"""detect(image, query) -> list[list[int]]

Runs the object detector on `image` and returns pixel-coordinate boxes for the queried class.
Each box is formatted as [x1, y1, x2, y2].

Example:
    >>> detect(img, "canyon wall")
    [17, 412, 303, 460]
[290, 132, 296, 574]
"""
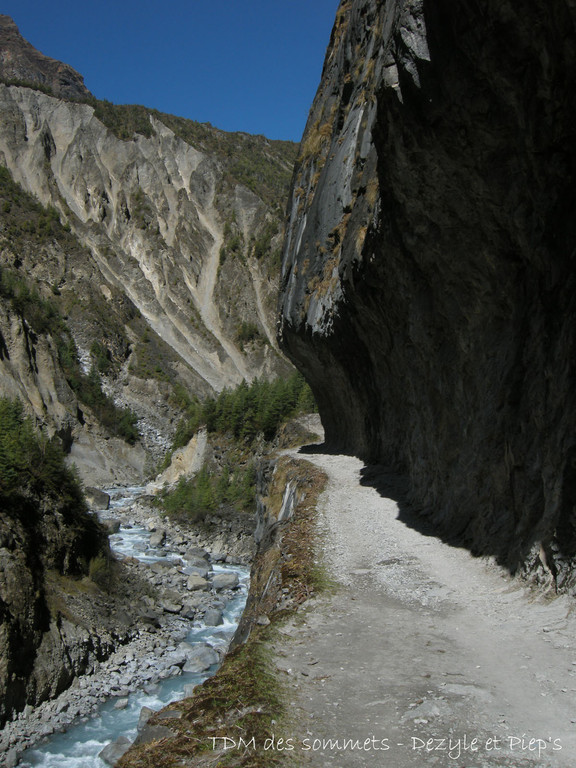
[278, 0, 576, 579]
[0, 16, 295, 483]
[0, 442, 111, 727]
[0, 83, 287, 393]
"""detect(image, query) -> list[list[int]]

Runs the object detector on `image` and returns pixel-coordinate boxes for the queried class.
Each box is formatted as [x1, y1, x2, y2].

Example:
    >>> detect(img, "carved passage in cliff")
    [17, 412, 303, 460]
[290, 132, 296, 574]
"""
[278, 0, 576, 583]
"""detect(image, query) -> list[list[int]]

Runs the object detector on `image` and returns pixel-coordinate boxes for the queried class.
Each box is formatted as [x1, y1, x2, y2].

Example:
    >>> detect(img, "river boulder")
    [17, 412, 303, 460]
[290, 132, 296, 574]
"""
[212, 573, 239, 591]
[203, 608, 224, 626]
[84, 487, 111, 511]
[187, 574, 209, 591]
[99, 735, 132, 765]
[182, 644, 219, 673]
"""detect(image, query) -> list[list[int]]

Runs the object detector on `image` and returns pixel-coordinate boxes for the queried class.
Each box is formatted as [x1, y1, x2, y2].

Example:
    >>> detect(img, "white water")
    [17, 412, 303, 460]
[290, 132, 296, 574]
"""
[18, 487, 249, 767]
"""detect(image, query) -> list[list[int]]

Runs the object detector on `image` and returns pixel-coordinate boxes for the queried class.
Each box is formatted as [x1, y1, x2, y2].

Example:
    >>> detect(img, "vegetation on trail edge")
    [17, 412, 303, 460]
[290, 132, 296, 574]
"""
[156, 373, 316, 522]
[118, 456, 329, 768]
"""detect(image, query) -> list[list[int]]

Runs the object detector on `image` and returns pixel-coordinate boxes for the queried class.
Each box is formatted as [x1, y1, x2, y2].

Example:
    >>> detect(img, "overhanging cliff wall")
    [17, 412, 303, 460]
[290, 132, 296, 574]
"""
[278, 0, 576, 578]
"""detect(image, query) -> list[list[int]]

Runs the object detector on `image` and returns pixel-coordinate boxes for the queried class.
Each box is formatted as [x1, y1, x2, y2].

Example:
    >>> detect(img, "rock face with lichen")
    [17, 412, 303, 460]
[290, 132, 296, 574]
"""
[278, 0, 576, 581]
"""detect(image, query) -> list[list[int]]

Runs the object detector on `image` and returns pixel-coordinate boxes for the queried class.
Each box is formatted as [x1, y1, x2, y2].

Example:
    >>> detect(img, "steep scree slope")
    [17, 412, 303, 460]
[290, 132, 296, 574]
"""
[278, 0, 576, 579]
[0, 83, 290, 391]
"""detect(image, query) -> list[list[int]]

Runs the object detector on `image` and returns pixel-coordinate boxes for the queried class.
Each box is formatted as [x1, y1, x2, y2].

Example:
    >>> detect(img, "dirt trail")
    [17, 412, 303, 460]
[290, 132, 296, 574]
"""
[274, 450, 576, 768]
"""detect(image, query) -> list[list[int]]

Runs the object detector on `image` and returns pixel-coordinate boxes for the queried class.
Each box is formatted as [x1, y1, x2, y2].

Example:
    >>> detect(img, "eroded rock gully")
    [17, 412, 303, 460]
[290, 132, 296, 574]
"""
[278, 0, 576, 579]
[0, 81, 285, 392]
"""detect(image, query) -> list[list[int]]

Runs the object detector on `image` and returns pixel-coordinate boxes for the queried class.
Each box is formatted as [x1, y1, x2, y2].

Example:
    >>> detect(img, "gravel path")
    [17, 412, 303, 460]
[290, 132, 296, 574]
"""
[274, 450, 576, 768]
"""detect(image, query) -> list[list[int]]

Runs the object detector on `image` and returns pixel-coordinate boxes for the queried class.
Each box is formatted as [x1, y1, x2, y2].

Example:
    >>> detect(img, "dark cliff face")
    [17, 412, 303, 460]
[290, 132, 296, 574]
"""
[0, 486, 107, 725]
[279, 0, 576, 577]
[0, 15, 91, 99]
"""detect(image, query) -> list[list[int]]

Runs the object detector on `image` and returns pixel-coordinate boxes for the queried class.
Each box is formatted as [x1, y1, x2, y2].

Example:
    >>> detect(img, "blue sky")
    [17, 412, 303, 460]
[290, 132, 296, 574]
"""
[2, 0, 340, 142]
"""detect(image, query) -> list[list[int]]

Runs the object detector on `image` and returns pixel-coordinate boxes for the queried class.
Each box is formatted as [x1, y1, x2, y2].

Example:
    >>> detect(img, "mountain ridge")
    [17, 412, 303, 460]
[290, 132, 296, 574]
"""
[0, 15, 91, 99]
[0, 19, 296, 485]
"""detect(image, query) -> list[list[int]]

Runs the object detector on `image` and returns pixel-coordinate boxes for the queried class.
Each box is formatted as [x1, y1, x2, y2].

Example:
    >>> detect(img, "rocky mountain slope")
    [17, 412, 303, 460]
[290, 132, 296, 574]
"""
[278, 0, 576, 580]
[0, 16, 295, 484]
[0, 15, 90, 99]
[0, 13, 303, 744]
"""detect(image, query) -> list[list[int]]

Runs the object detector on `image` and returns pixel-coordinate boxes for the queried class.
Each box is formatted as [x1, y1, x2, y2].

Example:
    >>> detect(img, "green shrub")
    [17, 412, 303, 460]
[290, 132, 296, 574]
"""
[253, 220, 279, 261]
[128, 324, 178, 385]
[0, 398, 83, 506]
[0, 77, 55, 96]
[236, 321, 262, 345]
[88, 553, 116, 591]
[158, 463, 256, 521]
[218, 219, 246, 270]
[0, 165, 74, 247]
[170, 372, 316, 449]
[90, 340, 112, 374]
[76, 366, 139, 443]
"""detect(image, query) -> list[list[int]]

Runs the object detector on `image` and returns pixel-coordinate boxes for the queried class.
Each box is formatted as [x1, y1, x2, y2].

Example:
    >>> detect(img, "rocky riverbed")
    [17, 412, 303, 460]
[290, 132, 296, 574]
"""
[0, 488, 253, 766]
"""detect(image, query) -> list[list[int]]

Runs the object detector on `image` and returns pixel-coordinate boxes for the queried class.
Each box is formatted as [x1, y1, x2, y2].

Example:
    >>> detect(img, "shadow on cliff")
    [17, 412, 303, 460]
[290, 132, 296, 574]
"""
[359, 464, 533, 571]
[299, 443, 502, 560]
[358, 464, 448, 541]
[299, 443, 437, 536]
